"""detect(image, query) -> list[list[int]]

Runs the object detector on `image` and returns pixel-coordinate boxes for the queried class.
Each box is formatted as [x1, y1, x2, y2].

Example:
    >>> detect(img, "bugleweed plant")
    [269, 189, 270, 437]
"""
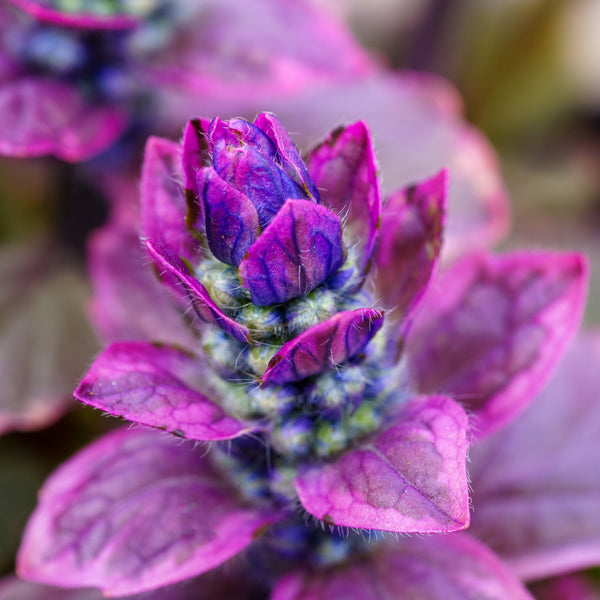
[17, 114, 587, 599]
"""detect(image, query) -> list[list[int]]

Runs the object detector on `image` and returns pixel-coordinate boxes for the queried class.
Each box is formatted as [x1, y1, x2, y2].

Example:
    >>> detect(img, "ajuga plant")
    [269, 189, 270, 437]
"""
[17, 114, 587, 599]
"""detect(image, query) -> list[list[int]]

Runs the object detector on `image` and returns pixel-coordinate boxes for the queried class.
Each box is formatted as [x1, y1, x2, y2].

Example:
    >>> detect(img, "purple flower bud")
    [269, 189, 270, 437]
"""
[187, 114, 346, 305]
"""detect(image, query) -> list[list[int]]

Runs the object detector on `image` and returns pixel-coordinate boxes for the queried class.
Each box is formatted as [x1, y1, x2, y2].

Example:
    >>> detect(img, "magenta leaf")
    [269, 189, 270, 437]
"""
[145, 241, 250, 343]
[469, 331, 600, 581]
[443, 125, 511, 260]
[372, 169, 447, 321]
[196, 167, 260, 266]
[143, 0, 370, 103]
[262, 309, 383, 386]
[18, 428, 279, 596]
[88, 215, 195, 348]
[4, 0, 139, 29]
[239, 199, 345, 305]
[306, 121, 381, 284]
[407, 251, 588, 438]
[0, 78, 126, 161]
[295, 395, 470, 533]
[181, 117, 210, 202]
[74, 342, 254, 441]
[141, 136, 201, 265]
[259, 71, 510, 255]
[0, 239, 98, 435]
[272, 534, 533, 600]
[253, 112, 320, 200]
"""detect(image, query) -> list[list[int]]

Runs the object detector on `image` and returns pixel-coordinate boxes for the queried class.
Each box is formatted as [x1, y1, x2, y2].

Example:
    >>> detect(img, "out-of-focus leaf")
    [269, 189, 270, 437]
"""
[0, 239, 98, 435]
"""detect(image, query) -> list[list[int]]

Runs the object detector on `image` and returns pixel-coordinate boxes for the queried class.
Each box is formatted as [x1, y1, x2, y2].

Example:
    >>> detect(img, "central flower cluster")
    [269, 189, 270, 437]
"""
[20, 111, 586, 598]
[184, 115, 394, 486]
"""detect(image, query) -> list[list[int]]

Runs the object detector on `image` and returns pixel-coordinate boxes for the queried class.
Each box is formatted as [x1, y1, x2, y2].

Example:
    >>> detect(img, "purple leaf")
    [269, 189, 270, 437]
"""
[141, 136, 201, 264]
[262, 308, 383, 386]
[88, 214, 195, 348]
[196, 167, 260, 266]
[181, 117, 210, 203]
[469, 331, 600, 580]
[407, 251, 588, 438]
[295, 395, 470, 533]
[18, 428, 279, 596]
[252, 71, 510, 257]
[75, 342, 254, 441]
[146, 241, 250, 343]
[239, 199, 345, 306]
[212, 139, 304, 229]
[306, 121, 381, 284]
[1, 568, 263, 600]
[443, 125, 511, 260]
[254, 112, 320, 200]
[143, 0, 371, 105]
[372, 169, 447, 322]
[272, 534, 534, 600]
[3, 0, 139, 29]
[0, 78, 126, 161]
[0, 239, 98, 435]
[0, 576, 103, 600]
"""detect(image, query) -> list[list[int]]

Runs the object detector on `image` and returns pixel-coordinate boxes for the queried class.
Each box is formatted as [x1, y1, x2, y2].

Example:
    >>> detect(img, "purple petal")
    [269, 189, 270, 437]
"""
[212, 140, 304, 229]
[0, 239, 98, 435]
[372, 169, 447, 321]
[0, 78, 126, 161]
[254, 112, 320, 200]
[469, 331, 600, 580]
[272, 534, 533, 600]
[239, 199, 345, 306]
[295, 395, 470, 533]
[407, 251, 588, 438]
[306, 121, 381, 284]
[4, 0, 139, 29]
[262, 308, 383, 386]
[146, 241, 250, 343]
[88, 214, 196, 348]
[181, 118, 210, 204]
[18, 428, 278, 596]
[196, 167, 260, 266]
[141, 136, 201, 264]
[74, 342, 254, 441]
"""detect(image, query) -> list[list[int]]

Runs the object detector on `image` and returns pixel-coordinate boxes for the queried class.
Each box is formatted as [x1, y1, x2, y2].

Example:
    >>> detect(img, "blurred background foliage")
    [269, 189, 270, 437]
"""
[2, 0, 600, 592]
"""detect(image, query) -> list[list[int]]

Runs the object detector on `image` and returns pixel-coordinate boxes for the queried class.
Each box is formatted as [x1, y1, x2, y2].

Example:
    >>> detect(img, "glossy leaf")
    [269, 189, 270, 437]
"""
[196, 167, 259, 266]
[373, 169, 447, 321]
[272, 534, 533, 600]
[0, 78, 126, 161]
[145, 241, 250, 343]
[306, 121, 380, 284]
[295, 395, 470, 533]
[239, 199, 345, 305]
[407, 252, 588, 438]
[0, 240, 98, 435]
[262, 308, 383, 386]
[141, 136, 201, 264]
[469, 331, 600, 580]
[74, 342, 255, 440]
[18, 428, 278, 596]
